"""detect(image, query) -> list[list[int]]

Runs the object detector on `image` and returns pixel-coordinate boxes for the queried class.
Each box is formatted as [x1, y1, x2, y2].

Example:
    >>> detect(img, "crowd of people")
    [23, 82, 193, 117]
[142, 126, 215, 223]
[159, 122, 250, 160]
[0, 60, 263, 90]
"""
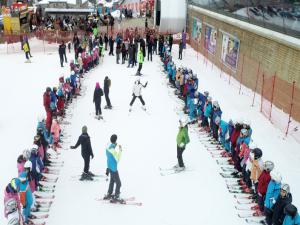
[159, 41, 300, 225]
[4, 25, 105, 224]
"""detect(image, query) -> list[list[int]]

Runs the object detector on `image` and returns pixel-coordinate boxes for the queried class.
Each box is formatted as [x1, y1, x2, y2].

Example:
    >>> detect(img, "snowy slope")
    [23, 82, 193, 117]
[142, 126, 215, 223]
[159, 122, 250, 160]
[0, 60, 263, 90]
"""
[1, 40, 300, 225]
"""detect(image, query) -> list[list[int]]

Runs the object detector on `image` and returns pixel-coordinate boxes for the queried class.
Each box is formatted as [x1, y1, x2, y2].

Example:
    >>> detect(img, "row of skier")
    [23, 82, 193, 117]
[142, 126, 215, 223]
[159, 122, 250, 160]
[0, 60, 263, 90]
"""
[159, 42, 300, 225]
[3, 34, 106, 224]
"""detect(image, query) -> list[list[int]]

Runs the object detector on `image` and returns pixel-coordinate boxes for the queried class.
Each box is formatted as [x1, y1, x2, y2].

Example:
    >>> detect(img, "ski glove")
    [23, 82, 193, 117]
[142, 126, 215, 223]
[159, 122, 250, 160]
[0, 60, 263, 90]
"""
[179, 143, 185, 148]
[105, 168, 109, 176]
[91, 154, 94, 159]
[70, 146, 75, 149]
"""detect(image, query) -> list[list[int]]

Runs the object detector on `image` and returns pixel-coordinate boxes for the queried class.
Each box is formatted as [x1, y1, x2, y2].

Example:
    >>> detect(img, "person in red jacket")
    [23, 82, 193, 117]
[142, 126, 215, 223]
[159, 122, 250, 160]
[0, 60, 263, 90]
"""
[43, 87, 51, 113]
[257, 161, 274, 211]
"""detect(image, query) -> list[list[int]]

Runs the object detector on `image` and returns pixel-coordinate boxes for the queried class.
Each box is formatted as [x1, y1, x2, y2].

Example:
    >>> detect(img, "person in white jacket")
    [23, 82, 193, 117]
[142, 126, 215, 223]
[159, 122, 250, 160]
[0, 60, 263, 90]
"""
[129, 78, 148, 112]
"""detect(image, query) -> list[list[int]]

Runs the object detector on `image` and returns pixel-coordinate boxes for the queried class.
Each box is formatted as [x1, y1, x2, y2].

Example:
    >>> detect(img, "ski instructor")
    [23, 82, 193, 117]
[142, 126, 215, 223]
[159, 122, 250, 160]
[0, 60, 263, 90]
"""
[175, 118, 190, 171]
[70, 125, 95, 181]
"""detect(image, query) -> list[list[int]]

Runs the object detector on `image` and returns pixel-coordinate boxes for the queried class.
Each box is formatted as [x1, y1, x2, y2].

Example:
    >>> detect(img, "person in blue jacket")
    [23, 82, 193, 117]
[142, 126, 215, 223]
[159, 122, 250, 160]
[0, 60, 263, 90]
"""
[219, 119, 230, 151]
[283, 204, 300, 225]
[264, 170, 282, 225]
[104, 134, 123, 201]
[197, 91, 209, 119]
[211, 101, 222, 140]
[19, 162, 33, 224]
[70, 71, 77, 96]
[50, 87, 57, 106]
[201, 96, 212, 130]
[29, 145, 44, 188]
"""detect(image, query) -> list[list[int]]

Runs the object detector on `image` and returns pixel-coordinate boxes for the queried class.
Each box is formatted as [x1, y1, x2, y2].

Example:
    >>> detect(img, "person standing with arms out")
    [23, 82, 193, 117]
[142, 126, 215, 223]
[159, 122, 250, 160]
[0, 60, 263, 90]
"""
[70, 126, 95, 181]
[175, 118, 190, 171]
[136, 47, 144, 76]
[93, 82, 104, 120]
[59, 41, 67, 67]
[104, 134, 123, 202]
[178, 39, 183, 60]
[129, 78, 148, 112]
[104, 76, 112, 109]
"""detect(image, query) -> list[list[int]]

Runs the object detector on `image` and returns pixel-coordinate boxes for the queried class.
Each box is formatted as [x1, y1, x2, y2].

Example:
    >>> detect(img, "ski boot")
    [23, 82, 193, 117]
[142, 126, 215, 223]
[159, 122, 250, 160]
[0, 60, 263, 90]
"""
[80, 172, 93, 181]
[87, 171, 95, 177]
[110, 195, 125, 204]
[175, 166, 185, 172]
[103, 193, 114, 200]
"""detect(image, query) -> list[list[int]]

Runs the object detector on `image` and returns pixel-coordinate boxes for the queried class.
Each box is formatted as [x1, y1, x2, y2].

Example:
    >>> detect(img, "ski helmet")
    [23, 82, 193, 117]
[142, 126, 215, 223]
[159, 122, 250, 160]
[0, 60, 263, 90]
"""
[253, 148, 263, 159]
[240, 128, 248, 136]
[213, 101, 219, 109]
[270, 170, 282, 183]
[264, 161, 274, 171]
[22, 149, 31, 160]
[215, 116, 221, 125]
[281, 183, 290, 194]
[71, 70, 75, 75]
[46, 87, 51, 92]
[82, 125, 88, 134]
[193, 98, 198, 105]
[207, 96, 212, 102]
[204, 91, 209, 97]
[24, 161, 32, 171]
[31, 144, 39, 154]
[5, 198, 17, 214]
[34, 135, 40, 142]
[110, 134, 118, 144]
[179, 117, 188, 127]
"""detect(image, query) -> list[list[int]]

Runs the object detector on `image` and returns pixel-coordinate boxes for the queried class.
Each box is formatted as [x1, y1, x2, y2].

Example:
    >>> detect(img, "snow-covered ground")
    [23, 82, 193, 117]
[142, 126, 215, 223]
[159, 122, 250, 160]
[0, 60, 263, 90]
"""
[1, 40, 300, 225]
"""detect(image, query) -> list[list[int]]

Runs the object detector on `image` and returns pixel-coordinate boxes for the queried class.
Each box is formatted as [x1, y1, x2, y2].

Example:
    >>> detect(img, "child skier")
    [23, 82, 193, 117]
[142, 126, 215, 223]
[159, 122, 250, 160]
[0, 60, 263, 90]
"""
[104, 134, 123, 201]
[129, 78, 148, 112]
[93, 82, 104, 120]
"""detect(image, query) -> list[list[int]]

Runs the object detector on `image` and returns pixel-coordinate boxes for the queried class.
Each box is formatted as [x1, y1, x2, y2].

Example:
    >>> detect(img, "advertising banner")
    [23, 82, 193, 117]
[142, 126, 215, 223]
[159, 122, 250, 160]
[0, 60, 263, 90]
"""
[204, 24, 217, 55]
[221, 32, 240, 70]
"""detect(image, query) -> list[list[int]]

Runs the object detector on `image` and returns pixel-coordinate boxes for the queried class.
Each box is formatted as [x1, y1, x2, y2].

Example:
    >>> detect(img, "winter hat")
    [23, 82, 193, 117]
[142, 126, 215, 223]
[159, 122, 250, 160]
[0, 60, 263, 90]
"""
[96, 82, 100, 89]
[82, 125, 88, 133]
[110, 134, 117, 144]
[253, 148, 263, 159]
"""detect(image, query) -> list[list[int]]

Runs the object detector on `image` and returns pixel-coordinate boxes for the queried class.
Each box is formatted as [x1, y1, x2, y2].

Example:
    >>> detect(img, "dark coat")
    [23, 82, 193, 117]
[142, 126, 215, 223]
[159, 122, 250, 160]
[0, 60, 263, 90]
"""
[58, 44, 66, 55]
[93, 88, 103, 103]
[104, 77, 111, 93]
[73, 133, 93, 158]
[272, 193, 293, 225]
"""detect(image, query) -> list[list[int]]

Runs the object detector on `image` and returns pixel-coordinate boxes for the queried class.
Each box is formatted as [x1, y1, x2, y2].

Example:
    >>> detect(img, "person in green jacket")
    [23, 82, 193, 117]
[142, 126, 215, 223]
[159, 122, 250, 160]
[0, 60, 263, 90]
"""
[136, 47, 144, 76]
[175, 117, 190, 171]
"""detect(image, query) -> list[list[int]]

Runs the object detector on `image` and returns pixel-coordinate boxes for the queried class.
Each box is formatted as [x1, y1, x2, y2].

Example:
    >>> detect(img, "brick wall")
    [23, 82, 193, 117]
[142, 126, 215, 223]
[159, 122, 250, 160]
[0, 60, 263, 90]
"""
[187, 7, 300, 122]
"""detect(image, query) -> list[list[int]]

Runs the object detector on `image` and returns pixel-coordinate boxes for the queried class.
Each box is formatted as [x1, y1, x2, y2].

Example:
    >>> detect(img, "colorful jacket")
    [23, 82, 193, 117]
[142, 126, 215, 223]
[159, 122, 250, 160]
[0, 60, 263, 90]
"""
[257, 170, 271, 196]
[176, 126, 190, 147]
[137, 49, 144, 64]
[264, 180, 281, 209]
[204, 102, 212, 118]
[51, 119, 60, 141]
[283, 213, 300, 225]
[106, 143, 121, 172]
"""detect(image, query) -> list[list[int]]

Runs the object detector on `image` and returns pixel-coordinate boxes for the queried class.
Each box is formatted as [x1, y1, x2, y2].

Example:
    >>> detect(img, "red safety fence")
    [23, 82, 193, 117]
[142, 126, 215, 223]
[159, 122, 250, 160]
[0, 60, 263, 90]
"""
[189, 33, 300, 142]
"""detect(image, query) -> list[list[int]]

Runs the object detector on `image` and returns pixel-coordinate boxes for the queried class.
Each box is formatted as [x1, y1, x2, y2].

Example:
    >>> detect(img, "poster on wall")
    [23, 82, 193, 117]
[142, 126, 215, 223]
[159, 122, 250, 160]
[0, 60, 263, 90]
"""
[221, 32, 240, 70]
[204, 24, 217, 55]
[192, 17, 202, 44]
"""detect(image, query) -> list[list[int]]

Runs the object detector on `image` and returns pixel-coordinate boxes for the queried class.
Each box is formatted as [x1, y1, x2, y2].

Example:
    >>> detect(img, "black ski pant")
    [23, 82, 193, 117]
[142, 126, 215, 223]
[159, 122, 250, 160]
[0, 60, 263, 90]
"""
[105, 92, 112, 107]
[137, 63, 143, 74]
[177, 145, 185, 167]
[130, 95, 145, 106]
[59, 54, 64, 67]
[179, 51, 182, 60]
[25, 52, 29, 60]
[264, 207, 273, 225]
[83, 155, 90, 173]
[95, 101, 102, 115]
[108, 170, 121, 197]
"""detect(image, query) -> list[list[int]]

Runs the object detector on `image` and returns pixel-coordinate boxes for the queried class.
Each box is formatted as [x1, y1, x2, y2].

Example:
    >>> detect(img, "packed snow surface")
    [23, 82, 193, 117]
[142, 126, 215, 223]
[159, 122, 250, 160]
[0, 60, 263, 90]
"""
[0, 39, 300, 225]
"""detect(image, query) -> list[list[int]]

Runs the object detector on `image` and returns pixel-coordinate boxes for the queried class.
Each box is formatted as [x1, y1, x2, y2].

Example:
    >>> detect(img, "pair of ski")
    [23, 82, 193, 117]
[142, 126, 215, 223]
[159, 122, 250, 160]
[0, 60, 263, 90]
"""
[159, 166, 192, 176]
[96, 196, 142, 206]
[71, 174, 108, 182]
[27, 213, 49, 225]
